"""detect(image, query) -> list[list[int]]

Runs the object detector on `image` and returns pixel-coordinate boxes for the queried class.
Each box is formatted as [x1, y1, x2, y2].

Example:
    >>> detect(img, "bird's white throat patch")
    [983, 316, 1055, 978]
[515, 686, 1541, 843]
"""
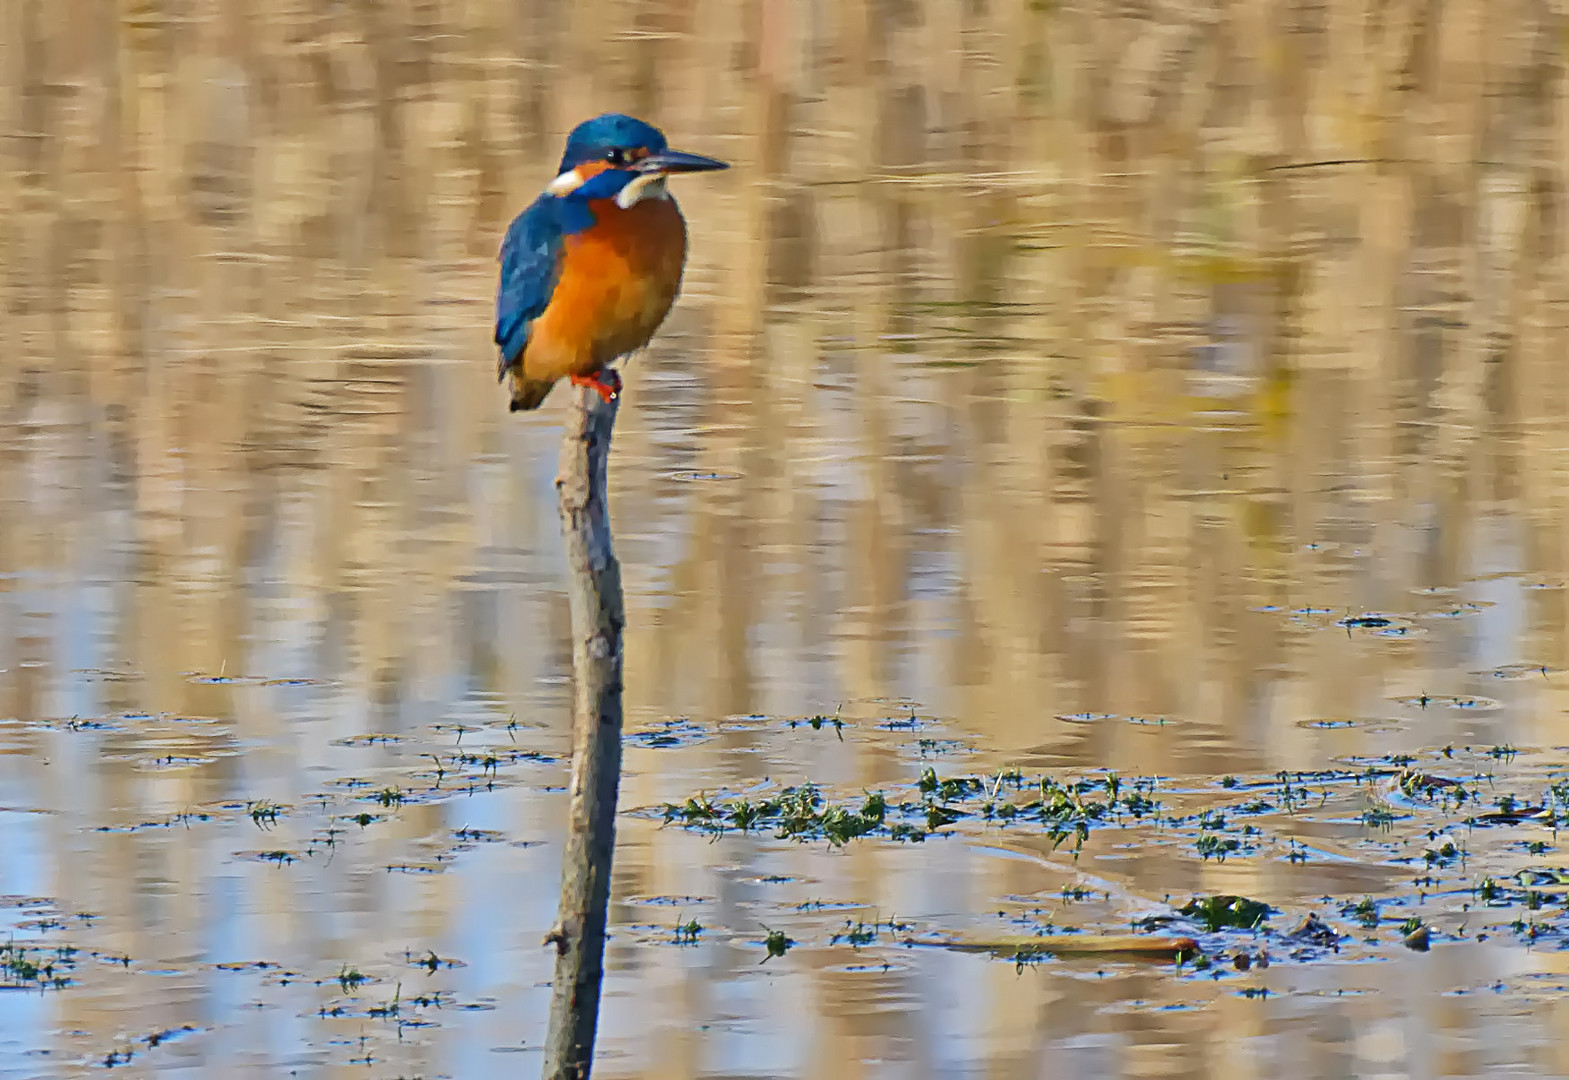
[614, 173, 669, 209]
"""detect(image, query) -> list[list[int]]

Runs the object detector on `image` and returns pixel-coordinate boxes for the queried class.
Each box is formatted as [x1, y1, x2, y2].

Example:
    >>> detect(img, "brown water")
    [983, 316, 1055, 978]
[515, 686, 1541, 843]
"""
[5, 1, 1569, 1076]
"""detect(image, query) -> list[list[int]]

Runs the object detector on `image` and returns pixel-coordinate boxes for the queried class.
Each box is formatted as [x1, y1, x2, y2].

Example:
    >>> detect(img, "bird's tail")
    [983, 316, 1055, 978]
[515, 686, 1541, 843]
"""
[499, 349, 555, 412]
[508, 371, 556, 412]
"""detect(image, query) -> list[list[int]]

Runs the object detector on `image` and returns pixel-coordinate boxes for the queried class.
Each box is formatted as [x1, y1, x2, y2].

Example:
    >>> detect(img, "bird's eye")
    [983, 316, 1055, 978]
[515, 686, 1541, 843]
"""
[606, 148, 628, 166]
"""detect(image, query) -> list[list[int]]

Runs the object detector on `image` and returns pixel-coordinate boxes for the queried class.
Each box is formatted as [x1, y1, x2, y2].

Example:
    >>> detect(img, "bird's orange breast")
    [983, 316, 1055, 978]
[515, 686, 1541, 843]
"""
[523, 196, 689, 383]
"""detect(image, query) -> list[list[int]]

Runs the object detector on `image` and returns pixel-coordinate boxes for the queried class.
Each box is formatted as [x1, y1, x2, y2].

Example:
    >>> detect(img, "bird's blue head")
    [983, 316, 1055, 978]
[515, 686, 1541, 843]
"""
[558, 114, 669, 172]
[546, 114, 728, 208]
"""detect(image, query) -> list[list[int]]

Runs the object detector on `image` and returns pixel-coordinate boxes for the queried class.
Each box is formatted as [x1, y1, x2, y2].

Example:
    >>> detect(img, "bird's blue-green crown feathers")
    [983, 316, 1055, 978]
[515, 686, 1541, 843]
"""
[558, 114, 668, 171]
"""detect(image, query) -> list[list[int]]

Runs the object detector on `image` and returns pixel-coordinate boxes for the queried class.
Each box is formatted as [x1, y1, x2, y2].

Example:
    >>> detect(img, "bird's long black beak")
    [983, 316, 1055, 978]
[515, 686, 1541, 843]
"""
[635, 149, 729, 175]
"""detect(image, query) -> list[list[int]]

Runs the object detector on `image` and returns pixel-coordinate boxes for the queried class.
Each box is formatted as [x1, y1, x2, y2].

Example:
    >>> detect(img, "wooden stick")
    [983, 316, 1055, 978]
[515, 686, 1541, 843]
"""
[541, 386, 625, 1080]
[904, 934, 1201, 963]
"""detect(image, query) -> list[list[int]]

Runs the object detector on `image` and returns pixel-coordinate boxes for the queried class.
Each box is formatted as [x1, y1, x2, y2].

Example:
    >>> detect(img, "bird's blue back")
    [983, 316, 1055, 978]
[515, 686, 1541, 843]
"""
[494, 163, 639, 373]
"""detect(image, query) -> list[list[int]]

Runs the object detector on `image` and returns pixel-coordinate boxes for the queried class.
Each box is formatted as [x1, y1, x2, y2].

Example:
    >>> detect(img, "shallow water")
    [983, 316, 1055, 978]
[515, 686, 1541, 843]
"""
[4, 1, 1569, 1076]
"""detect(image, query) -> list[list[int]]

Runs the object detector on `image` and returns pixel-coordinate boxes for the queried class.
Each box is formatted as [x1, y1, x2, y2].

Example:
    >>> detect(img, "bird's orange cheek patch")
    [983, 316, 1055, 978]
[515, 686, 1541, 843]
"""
[547, 160, 614, 195]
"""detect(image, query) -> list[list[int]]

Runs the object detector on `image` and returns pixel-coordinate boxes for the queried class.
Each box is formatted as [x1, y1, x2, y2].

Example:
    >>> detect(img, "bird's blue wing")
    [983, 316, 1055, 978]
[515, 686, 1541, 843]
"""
[495, 195, 567, 378]
[494, 172, 638, 379]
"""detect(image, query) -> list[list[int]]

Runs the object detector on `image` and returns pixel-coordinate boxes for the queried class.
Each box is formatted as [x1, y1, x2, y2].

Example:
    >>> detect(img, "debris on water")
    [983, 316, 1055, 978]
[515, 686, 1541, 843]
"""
[1471, 804, 1549, 826]
[0, 940, 76, 990]
[908, 933, 1200, 964]
[1516, 868, 1569, 887]
[1180, 895, 1272, 933]
[788, 709, 845, 739]
[235, 850, 303, 866]
[1475, 663, 1559, 681]
[761, 929, 793, 963]
[1344, 897, 1380, 927]
[629, 717, 710, 748]
[830, 916, 911, 948]
[1285, 913, 1341, 948]
[1338, 614, 1393, 629]
[1392, 694, 1503, 713]
[1424, 835, 1464, 866]
[332, 733, 404, 747]
[1394, 768, 1462, 795]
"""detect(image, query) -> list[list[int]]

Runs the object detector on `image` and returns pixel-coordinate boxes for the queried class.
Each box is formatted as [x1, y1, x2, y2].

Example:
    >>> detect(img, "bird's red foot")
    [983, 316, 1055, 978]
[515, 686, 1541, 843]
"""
[570, 369, 622, 403]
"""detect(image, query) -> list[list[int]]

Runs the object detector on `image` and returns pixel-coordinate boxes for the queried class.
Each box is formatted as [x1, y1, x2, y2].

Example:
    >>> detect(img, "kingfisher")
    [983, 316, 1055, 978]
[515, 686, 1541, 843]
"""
[494, 114, 728, 412]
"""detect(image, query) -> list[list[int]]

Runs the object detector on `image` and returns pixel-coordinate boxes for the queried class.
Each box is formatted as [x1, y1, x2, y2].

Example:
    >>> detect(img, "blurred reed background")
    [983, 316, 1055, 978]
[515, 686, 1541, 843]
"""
[5, 0, 1569, 736]
[3, 0, 1569, 1076]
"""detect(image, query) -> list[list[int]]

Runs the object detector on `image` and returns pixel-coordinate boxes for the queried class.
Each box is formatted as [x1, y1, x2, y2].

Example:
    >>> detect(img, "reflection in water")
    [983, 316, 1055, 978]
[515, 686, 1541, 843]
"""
[3, 0, 1569, 1076]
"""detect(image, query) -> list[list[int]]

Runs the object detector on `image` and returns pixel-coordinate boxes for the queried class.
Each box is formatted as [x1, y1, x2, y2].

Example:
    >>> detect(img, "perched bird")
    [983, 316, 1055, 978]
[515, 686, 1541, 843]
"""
[494, 114, 728, 411]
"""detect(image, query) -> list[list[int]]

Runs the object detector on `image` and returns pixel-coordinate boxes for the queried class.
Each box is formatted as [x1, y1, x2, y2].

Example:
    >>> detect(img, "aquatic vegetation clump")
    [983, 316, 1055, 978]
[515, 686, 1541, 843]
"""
[0, 940, 76, 990]
[659, 769, 1167, 850]
[661, 784, 903, 846]
[1179, 895, 1272, 933]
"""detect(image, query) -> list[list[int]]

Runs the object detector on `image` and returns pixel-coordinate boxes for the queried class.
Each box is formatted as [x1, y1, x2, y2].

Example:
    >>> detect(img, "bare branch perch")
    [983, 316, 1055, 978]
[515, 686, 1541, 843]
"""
[542, 386, 625, 1080]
